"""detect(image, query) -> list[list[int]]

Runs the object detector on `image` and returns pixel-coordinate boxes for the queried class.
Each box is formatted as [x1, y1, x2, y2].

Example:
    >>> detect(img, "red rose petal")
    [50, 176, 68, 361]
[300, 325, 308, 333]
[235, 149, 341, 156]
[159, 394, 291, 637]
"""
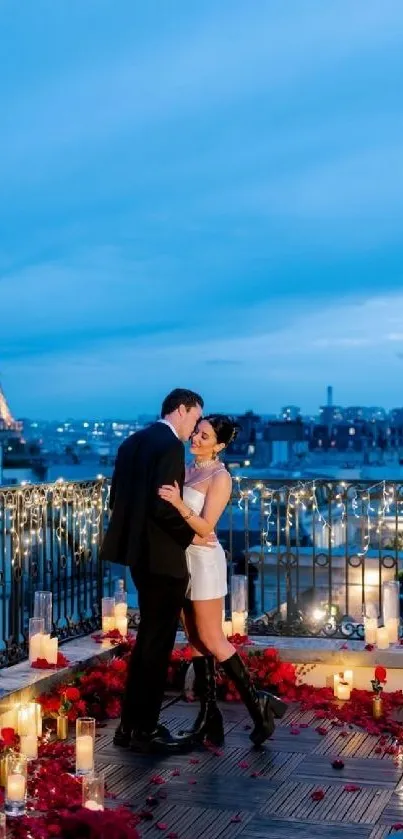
[311, 790, 325, 801]
[230, 815, 242, 823]
[343, 784, 361, 792]
[156, 823, 168, 830]
[238, 761, 249, 769]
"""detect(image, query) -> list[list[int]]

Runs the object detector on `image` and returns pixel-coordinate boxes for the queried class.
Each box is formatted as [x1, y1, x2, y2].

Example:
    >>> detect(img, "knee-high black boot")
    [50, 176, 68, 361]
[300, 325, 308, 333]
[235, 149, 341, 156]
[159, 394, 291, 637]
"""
[182, 656, 224, 746]
[221, 653, 286, 746]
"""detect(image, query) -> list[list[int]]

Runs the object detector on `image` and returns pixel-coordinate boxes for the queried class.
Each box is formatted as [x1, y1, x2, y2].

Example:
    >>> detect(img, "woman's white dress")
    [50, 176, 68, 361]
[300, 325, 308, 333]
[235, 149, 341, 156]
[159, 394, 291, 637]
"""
[184, 484, 228, 601]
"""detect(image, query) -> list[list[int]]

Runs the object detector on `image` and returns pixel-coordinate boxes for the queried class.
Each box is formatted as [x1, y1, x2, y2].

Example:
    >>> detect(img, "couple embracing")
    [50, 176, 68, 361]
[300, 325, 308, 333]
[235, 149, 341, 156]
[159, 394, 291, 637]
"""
[100, 388, 286, 755]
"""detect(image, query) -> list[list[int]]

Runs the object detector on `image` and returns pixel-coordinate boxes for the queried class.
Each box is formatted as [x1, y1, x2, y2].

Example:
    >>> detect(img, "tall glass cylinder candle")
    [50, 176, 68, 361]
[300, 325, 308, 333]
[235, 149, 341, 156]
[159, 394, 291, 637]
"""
[102, 597, 116, 632]
[231, 575, 248, 635]
[383, 580, 400, 642]
[29, 617, 44, 664]
[20, 734, 38, 760]
[34, 591, 53, 634]
[76, 718, 95, 775]
[5, 753, 27, 818]
[83, 771, 105, 811]
[114, 580, 127, 618]
[364, 617, 378, 644]
[0, 812, 6, 839]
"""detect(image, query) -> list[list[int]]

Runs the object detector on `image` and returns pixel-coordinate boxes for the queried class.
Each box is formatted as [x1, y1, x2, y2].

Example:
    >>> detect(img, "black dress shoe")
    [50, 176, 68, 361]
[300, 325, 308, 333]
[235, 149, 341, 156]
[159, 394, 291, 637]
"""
[130, 724, 194, 755]
[113, 722, 132, 748]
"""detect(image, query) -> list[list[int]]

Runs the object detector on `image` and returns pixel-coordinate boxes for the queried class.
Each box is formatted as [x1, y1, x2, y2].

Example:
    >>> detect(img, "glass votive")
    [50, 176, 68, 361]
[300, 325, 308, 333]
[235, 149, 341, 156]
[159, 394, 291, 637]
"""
[114, 579, 127, 618]
[115, 616, 128, 637]
[29, 617, 44, 664]
[5, 753, 27, 817]
[0, 812, 6, 838]
[101, 597, 116, 632]
[82, 771, 105, 811]
[76, 718, 95, 775]
[20, 733, 38, 760]
[33, 591, 53, 634]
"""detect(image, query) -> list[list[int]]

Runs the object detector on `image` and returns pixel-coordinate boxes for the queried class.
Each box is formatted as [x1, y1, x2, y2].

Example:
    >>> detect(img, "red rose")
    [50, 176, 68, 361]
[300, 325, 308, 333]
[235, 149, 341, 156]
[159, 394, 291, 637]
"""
[374, 666, 387, 683]
[65, 687, 80, 702]
[1, 727, 15, 746]
[110, 658, 127, 673]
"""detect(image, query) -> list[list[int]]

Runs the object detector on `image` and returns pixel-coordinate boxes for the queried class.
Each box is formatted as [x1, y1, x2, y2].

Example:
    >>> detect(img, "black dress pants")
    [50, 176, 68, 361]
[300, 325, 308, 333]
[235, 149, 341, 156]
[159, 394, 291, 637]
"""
[121, 571, 188, 733]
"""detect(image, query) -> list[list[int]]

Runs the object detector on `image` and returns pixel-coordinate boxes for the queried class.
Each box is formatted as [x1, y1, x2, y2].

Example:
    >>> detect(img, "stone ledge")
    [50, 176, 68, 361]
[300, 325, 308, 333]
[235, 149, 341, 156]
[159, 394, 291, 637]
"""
[0, 636, 123, 724]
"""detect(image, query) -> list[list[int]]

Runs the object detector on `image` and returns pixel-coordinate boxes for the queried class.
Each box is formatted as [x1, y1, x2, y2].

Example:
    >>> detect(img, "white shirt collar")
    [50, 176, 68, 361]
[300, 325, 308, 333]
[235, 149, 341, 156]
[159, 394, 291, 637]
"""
[158, 418, 179, 439]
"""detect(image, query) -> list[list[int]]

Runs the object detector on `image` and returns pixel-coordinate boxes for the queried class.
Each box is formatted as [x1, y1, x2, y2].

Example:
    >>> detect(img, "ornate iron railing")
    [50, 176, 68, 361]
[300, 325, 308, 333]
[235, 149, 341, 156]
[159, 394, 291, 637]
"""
[0, 479, 113, 666]
[221, 478, 403, 638]
[1, 476, 402, 662]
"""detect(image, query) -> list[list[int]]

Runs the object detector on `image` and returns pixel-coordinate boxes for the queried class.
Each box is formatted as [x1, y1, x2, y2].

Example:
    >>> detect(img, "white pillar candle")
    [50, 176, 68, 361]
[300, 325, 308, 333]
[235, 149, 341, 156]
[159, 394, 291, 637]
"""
[386, 617, 399, 644]
[377, 626, 389, 650]
[76, 735, 94, 772]
[114, 602, 127, 618]
[29, 633, 43, 664]
[18, 704, 37, 737]
[102, 616, 115, 632]
[343, 670, 353, 688]
[364, 617, 378, 644]
[40, 634, 51, 659]
[20, 735, 38, 760]
[84, 800, 104, 811]
[7, 773, 26, 801]
[223, 620, 233, 638]
[115, 616, 128, 637]
[333, 674, 341, 697]
[336, 682, 351, 701]
[231, 611, 246, 635]
[47, 638, 58, 665]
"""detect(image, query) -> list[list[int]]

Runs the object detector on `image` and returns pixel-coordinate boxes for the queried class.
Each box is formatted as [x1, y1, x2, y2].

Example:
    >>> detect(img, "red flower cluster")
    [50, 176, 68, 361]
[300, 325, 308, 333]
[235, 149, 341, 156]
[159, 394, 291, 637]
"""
[39, 655, 128, 721]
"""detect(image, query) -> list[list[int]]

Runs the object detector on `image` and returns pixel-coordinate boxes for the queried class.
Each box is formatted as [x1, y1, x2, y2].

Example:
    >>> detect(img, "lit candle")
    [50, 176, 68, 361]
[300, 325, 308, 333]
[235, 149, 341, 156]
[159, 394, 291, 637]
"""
[115, 616, 128, 637]
[18, 704, 37, 737]
[386, 617, 399, 644]
[20, 735, 38, 760]
[376, 626, 389, 650]
[40, 634, 51, 660]
[102, 616, 115, 632]
[114, 602, 127, 618]
[364, 617, 378, 644]
[231, 611, 246, 635]
[76, 735, 94, 773]
[84, 800, 104, 811]
[336, 682, 351, 701]
[333, 673, 342, 697]
[223, 620, 233, 638]
[29, 633, 43, 664]
[6, 773, 26, 802]
[343, 670, 353, 688]
[47, 637, 58, 665]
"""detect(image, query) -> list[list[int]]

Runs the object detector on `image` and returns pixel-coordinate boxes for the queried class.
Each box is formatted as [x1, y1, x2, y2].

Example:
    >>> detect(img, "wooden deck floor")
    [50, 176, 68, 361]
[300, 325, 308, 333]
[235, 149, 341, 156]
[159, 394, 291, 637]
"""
[95, 700, 403, 839]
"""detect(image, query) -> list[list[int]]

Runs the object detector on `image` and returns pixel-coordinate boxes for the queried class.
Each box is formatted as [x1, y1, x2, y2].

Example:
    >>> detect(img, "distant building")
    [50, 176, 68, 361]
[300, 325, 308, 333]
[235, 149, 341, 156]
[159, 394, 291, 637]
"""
[281, 405, 301, 422]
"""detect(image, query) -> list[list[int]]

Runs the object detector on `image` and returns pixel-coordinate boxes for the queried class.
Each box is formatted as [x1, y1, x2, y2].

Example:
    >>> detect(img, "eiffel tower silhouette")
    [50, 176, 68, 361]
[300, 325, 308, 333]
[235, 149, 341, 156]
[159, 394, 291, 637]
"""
[0, 380, 20, 431]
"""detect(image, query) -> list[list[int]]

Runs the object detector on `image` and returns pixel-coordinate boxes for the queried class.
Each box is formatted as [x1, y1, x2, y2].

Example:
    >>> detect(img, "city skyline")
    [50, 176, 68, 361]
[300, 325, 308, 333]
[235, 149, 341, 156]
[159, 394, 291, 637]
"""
[1, 1, 403, 417]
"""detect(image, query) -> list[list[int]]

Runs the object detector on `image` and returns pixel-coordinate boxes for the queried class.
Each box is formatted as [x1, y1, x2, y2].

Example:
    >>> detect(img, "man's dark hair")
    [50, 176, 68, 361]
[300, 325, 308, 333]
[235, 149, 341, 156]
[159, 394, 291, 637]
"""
[161, 388, 204, 418]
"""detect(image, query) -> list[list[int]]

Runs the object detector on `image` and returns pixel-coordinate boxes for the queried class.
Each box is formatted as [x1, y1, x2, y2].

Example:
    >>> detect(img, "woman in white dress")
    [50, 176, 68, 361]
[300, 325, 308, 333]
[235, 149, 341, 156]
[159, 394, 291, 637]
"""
[158, 415, 286, 748]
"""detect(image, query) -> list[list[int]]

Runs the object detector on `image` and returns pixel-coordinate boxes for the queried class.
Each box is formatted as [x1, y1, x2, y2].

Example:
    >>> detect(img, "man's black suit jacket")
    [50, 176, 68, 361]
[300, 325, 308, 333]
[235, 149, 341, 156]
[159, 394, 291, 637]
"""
[100, 422, 194, 579]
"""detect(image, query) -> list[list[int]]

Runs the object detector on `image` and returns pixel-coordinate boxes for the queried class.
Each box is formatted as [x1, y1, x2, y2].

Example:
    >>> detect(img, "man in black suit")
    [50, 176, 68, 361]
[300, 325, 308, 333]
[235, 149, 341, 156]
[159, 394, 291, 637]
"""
[100, 388, 212, 754]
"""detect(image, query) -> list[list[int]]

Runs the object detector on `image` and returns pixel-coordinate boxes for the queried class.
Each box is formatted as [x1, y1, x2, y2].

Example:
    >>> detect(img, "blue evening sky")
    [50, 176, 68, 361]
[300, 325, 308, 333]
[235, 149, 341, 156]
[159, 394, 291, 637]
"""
[1, 0, 403, 418]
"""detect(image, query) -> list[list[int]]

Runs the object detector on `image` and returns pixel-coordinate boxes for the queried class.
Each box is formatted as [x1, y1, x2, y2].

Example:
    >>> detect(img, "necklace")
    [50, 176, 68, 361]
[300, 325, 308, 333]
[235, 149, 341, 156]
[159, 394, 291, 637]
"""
[194, 458, 217, 469]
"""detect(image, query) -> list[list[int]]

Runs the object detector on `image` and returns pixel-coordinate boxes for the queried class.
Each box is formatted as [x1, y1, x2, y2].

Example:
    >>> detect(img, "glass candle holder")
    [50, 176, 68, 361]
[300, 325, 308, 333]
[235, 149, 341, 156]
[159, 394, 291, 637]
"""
[101, 597, 116, 632]
[231, 574, 248, 636]
[0, 812, 6, 838]
[33, 591, 53, 634]
[17, 704, 37, 737]
[383, 580, 400, 643]
[114, 579, 128, 618]
[115, 616, 128, 637]
[20, 733, 38, 761]
[5, 753, 27, 818]
[29, 617, 44, 664]
[76, 718, 95, 775]
[82, 771, 105, 811]
[57, 714, 68, 740]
